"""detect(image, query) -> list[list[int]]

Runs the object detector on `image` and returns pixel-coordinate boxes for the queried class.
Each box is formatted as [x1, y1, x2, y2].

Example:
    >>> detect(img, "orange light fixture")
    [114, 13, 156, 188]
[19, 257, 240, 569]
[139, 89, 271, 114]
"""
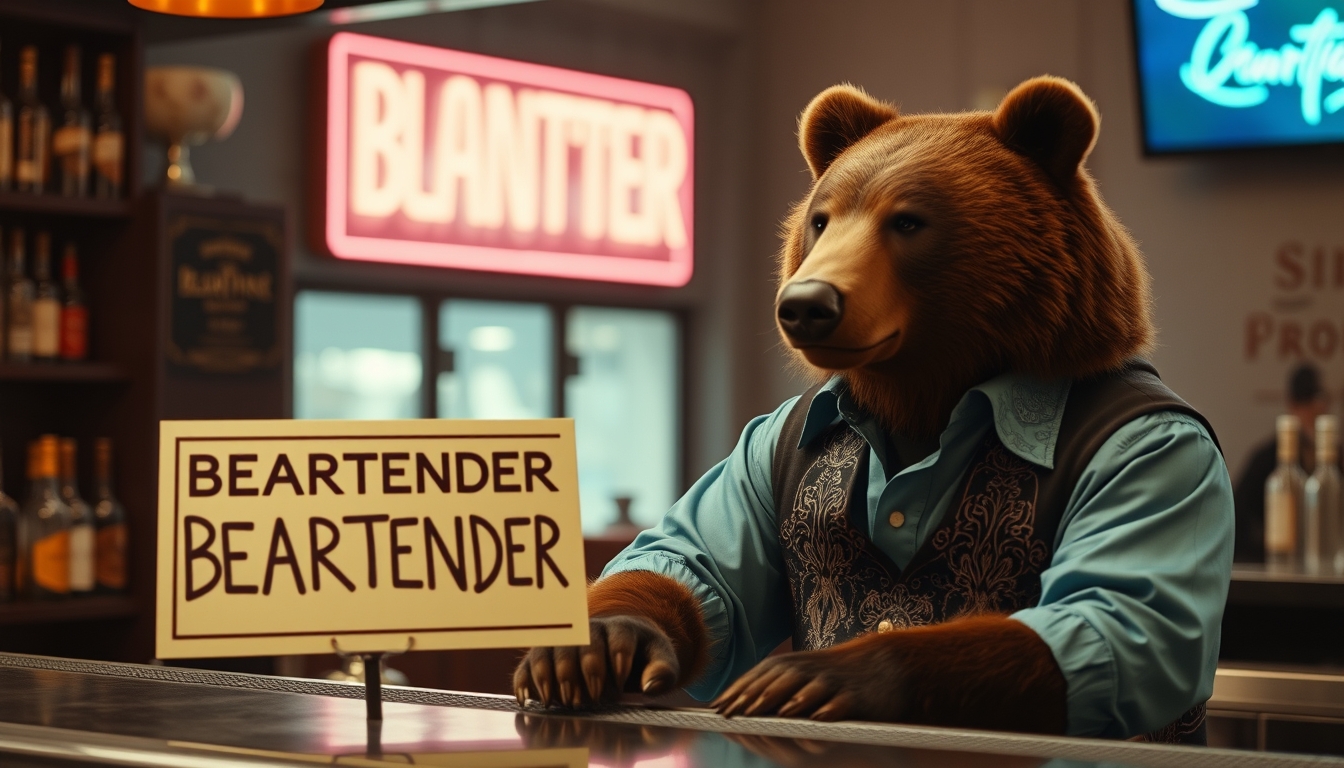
[128, 0, 323, 18]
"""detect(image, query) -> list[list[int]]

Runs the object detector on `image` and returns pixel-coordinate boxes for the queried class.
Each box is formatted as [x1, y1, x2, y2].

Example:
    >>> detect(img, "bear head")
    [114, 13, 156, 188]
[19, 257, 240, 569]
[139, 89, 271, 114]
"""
[775, 76, 1154, 439]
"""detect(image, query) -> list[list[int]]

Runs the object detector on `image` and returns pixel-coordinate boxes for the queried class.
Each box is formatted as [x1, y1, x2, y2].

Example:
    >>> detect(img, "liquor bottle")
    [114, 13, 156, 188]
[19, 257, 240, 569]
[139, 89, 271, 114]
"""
[0, 226, 7, 360]
[1306, 415, 1343, 574]
[1266, 415, 1308, 569]
[92, 438, 127, 594]
[92, 54, 123, 201]
[0, 442, 18, 603]
[60, 243, 88, 361]
[32, 231, 61, 362]
[7, 228, 34, 362]
[53, 46, 92, 198]
[0, 43, 13, 191]
[60, 438, 94, 596]
[15, 46, 51, 194]
[22, 435, 71, 600]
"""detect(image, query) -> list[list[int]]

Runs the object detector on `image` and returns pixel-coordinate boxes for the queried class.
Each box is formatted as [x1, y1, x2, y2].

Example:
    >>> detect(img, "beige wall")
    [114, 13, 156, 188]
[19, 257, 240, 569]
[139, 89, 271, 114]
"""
[148, 0, 1344, 486]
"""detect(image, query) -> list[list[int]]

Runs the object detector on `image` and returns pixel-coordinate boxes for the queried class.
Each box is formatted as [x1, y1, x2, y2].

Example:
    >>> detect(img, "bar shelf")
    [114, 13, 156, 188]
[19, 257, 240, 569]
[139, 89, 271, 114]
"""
[0, 362, 128, 384]
[0, 596, 138, 626]
[0, 192, 132, 220]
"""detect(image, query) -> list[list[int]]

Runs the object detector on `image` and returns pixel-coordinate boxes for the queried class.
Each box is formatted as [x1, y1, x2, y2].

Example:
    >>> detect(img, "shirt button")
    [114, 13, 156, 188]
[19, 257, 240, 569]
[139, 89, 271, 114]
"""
[877, 620, 894, 633]
[888, 511, 906, 528]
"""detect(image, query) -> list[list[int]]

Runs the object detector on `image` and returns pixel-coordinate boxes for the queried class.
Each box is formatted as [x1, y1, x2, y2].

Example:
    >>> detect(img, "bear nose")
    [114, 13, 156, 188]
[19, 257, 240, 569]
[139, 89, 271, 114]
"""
[777, 280, 845, 343]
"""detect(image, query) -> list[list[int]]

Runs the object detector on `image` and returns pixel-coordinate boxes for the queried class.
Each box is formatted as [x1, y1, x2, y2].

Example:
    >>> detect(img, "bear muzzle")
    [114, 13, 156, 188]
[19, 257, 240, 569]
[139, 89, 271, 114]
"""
[777, 280, 845, 343]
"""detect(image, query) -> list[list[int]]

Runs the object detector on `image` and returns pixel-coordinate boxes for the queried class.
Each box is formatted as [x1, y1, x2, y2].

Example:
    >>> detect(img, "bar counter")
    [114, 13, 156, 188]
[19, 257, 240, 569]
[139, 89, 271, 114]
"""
[1, 654, 1341, 768]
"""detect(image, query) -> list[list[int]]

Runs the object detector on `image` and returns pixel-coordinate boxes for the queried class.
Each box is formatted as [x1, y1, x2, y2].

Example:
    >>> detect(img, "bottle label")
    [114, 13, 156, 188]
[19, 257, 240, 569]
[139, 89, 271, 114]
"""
[16, 159, 38, 184]
[93, 132, 123, 184]
[52, 125, 91, 157]
[60, 306, 89, 360]
[70, 523, 94, 591]
[32, 530, 71, 594]
[33, 299, 61, 357]
[8, 327, 33, 357]
[96, 523, 127, 590]
[1267, 488, 1298, 555]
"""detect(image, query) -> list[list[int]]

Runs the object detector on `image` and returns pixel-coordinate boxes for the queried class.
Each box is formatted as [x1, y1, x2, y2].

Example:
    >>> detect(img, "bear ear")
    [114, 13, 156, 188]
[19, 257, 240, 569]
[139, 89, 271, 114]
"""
[798, 85, 899, 179]
[992, 76, 1099, 188]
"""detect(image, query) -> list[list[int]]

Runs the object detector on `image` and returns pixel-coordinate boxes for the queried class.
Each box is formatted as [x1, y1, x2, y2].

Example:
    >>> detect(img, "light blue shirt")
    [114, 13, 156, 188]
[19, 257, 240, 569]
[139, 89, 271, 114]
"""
[602, 373, 1234, 739]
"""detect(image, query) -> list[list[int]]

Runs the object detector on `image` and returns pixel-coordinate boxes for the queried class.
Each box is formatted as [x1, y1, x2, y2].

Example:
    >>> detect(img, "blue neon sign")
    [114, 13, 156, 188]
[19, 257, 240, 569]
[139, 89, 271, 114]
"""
[1133, 0, 1344, 152]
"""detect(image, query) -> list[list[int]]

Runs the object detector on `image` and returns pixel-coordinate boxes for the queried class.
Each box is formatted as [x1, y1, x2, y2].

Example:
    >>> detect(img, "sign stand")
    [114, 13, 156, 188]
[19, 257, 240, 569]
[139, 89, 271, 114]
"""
[362, 652, 384, 722]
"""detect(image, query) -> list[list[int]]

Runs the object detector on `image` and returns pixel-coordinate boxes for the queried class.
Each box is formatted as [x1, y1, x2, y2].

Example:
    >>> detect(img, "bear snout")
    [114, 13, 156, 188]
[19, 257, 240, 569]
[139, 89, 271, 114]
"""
[777, 280, 845, 343]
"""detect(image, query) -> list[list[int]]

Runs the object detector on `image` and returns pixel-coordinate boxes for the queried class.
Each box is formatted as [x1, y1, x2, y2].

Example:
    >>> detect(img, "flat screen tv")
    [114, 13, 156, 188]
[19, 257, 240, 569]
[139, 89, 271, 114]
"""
[1132, 0, 1344, 154]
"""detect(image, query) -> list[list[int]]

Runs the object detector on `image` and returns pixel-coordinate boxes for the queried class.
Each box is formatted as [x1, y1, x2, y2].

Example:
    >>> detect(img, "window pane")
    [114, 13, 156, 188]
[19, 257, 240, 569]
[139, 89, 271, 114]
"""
[566, 307, 679, 534]
[438, 300, 554, 419]
[294, 291, 422, 419]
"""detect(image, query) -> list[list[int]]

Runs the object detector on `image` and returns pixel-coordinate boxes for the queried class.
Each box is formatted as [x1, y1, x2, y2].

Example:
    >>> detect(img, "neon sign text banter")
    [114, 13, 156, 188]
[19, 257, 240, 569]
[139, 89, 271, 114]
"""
[322, 33, 695, 286]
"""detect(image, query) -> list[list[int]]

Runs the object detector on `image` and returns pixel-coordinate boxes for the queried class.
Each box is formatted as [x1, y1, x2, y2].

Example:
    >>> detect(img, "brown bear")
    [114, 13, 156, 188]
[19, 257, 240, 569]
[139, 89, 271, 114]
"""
[514, 76, 1233, 741]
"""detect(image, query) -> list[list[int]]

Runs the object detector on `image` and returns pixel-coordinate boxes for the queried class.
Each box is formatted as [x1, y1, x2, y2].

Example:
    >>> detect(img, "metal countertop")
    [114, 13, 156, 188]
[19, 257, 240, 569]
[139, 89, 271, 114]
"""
[0, 652, 1340, 768]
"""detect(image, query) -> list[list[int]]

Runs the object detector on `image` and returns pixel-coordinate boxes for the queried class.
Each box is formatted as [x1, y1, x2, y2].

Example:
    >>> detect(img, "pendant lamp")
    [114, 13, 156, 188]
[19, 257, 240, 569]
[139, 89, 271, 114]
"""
[128, 0, 324, 17]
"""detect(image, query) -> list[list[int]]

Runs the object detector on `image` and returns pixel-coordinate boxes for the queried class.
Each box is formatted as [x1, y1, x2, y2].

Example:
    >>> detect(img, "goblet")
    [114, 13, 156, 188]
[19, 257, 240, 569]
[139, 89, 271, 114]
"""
[144, 66, 243, 188]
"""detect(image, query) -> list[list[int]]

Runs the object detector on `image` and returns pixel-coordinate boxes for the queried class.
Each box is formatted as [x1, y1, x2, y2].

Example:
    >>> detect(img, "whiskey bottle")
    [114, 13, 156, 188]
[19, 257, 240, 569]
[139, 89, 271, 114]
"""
[60, 243, 88, 361]
[1266, 415, 1308, 569]
[1306, 415, 1343, 574]
[60, 438, 94, 596]
[15, 46, 51, 195]
[0, 43, 13, 191]
[32, 231, 61, 362]
[92, 55, 123, 201]
[92, 438, 127, 594]
[22, 436, 71, 600]
[7, 228, 34, 362]
[53, 46, 92, 198]
[0, 442, 18, 603]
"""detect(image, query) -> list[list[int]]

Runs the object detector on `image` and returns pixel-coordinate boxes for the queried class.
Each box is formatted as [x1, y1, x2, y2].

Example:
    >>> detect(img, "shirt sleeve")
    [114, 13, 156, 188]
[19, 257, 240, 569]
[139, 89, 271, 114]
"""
[1011, 411, 1234, 739]
[601, 398, 798, 701]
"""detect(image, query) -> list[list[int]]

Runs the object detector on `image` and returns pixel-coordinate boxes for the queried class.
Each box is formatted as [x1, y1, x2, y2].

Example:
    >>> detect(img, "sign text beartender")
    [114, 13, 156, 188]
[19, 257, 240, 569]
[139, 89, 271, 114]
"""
[156, 419, 588, 658]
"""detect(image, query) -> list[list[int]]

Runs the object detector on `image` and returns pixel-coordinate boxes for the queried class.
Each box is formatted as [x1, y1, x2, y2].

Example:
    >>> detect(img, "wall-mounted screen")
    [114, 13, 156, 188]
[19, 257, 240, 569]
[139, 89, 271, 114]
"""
[318, 33, 695, 286]
[1132, 0, 1344, 153]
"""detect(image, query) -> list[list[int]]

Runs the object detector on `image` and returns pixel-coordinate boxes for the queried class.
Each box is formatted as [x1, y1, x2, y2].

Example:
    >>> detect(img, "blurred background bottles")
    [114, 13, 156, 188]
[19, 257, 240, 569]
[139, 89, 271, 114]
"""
[0, 229, 93, 365]
[22, 435, 71, 600]
[15, 45, 50, 195]
[92, 54, 123, 200]
[60, 438, 94, 596]
[54, 45, 91, 198]
[1266, 415, 1308, 569]
[7, 227, 34, 361]
[1305, 415, 1343, 575]
[93, 438, 126, 594]
[0, 43, 12, 192]
[0, 442, 17, 603]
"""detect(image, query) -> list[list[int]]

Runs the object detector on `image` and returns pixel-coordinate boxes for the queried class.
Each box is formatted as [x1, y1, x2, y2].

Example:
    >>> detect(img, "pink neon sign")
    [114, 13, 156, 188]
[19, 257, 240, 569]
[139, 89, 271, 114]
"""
[320, 32, 695, 286]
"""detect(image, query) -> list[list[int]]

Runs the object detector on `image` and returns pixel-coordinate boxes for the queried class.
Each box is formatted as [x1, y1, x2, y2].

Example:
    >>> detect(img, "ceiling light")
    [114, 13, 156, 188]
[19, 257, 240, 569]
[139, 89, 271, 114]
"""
[127, 0, 324, 18]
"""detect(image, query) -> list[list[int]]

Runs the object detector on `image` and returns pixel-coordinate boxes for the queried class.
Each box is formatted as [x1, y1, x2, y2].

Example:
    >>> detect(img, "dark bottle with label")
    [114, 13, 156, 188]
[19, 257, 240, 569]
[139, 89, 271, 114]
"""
[32, 232, 61, 362]
[15, 46, 51, 194]
[60, 243, 89, 361]
[8, 228, 35, 362]
[22, 436, 71, 600]
[92, 438, 127, 594]
[0, 43, 14, 191]
[60, 438, 95, 596]
[92, 55, 123, 200]
[54, 46, 92, 198]
[0, 442, 19, 603]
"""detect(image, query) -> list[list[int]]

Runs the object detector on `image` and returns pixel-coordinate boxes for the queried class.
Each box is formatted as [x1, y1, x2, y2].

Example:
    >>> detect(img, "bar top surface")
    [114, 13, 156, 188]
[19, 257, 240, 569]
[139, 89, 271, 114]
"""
[0, 653, 1339, 768]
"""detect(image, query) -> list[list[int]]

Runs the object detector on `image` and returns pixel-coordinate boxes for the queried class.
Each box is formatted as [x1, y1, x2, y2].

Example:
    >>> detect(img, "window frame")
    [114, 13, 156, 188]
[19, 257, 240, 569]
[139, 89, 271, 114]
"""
[291, 281, 691, 518]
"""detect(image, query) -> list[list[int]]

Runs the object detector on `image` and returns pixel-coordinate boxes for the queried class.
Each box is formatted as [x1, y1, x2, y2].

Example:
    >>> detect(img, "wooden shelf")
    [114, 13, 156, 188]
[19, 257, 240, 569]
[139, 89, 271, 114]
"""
[0, 596, 138, 626]
[0, 191, 132, 220]
[0, 362, 128, 383]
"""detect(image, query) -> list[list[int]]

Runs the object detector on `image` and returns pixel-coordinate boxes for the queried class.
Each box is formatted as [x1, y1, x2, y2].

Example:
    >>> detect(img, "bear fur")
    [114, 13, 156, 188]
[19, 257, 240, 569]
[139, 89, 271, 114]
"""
[781, 77, 1152, 438]
[515, 76, 1153, 734]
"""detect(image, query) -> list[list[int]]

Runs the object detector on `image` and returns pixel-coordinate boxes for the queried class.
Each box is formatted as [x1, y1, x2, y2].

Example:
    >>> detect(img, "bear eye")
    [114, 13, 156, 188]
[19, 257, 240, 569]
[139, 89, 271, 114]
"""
[888, 214, 924, 234]
[811, 213, 828, 233]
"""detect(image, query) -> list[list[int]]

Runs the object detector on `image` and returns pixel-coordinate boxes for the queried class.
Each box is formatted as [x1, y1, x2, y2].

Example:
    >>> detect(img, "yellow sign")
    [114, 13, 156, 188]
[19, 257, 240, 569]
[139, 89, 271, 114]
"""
[156, 419, 589, 658]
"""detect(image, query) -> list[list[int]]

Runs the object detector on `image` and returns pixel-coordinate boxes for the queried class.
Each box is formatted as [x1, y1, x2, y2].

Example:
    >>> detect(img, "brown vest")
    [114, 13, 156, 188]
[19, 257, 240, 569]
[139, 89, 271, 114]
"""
[771, 361, 1217, 744]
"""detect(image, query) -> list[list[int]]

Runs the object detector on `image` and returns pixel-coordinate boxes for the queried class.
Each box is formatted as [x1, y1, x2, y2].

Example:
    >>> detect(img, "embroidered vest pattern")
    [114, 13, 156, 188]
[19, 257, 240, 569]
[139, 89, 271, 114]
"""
[779, 425, 1050, 650]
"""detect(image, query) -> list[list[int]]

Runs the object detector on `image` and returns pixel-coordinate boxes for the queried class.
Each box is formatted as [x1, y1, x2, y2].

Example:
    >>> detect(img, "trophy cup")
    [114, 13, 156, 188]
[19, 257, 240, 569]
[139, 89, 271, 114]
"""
[144, 66, 243, 191]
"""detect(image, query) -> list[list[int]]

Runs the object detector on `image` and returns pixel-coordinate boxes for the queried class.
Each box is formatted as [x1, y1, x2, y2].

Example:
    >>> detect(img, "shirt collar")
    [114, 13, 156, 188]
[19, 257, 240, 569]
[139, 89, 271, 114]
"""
[798, 372, 1071, 469]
